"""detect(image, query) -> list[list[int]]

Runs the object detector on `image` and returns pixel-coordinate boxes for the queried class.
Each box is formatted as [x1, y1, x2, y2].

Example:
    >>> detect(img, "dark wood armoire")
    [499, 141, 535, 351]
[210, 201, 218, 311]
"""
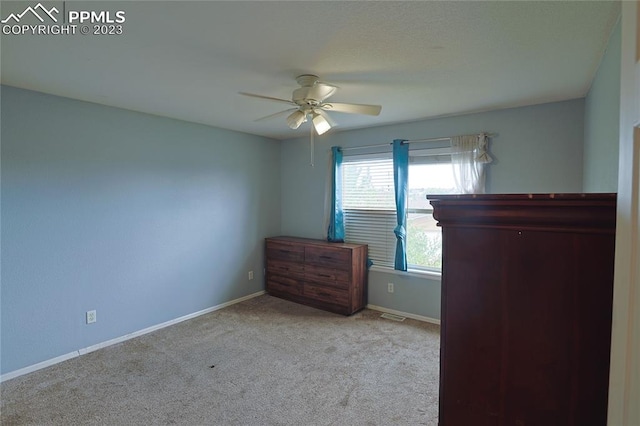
[428, 193, 617, 426]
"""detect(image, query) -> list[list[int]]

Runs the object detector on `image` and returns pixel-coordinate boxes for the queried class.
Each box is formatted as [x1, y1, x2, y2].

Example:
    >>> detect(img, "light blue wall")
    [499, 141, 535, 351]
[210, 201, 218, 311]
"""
[0, 87, 588, 373]
[584, 18, 621, 192]
[1, 86, 281, 374]
[280, 99, 585, 319]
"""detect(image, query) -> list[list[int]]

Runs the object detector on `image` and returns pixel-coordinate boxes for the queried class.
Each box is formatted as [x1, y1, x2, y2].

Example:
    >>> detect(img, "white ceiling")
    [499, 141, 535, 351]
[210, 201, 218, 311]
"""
[1, 1, 621, 140]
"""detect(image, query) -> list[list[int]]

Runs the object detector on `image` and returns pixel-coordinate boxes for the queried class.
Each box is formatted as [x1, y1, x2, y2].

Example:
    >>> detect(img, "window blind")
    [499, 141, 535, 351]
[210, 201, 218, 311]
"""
[344, 210, 396, 268]
[342, 157, 396, 267]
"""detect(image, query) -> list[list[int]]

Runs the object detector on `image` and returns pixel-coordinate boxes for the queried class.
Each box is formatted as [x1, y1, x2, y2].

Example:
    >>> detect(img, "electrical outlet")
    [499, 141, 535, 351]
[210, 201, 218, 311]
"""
[86, 310, 97, 324]
[388, 283, 394, 293]
[248, 271, 254, 280]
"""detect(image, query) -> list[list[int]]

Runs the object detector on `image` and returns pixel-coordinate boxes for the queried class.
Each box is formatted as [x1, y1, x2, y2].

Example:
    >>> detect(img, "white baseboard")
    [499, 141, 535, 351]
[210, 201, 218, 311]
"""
[366, 304, 441, 325]
[1, 290, 266, 383]
[0, 351, 80, 384]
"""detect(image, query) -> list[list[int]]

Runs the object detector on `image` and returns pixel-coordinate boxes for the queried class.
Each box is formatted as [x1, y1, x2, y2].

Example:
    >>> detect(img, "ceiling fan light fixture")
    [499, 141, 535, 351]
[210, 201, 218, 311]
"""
[286, 110, 306, 129]
[312, 113, 331, 135]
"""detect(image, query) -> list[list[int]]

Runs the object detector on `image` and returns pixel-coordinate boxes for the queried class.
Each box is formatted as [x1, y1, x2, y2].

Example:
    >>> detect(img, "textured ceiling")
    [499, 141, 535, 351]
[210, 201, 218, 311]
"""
[1, 1, 621, 140]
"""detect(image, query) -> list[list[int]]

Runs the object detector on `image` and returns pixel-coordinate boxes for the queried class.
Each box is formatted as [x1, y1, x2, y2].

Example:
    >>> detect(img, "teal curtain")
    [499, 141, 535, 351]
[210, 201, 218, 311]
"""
[327, 146, 345, 242]
[393, 139, 408, 271]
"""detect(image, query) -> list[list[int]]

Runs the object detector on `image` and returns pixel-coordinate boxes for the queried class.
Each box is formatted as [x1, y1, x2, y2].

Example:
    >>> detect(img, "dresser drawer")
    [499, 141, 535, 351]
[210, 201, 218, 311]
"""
[304, 284, 349, 307]
[305, 246, 351, 270]
[267, 260, 304, 277]
[266, 274, 303, 296]
[304, 264, 350, 288]
[266, 241, 304, 262]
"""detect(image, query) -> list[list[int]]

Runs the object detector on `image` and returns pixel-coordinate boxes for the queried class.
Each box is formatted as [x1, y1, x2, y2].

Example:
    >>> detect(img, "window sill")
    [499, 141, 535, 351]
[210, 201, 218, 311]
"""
[369, 265, 441, 280]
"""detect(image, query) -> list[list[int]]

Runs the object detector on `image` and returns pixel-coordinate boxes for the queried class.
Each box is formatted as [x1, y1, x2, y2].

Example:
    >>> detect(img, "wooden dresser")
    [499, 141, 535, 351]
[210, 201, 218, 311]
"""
[428, 193, 616, 426]
[265, 236, 368, 315]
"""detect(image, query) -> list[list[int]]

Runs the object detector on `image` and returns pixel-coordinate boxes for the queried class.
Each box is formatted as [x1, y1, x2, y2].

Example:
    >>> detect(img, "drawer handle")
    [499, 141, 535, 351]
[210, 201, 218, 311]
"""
[319, 274, 332, 278]
[319, 255, 333, 260]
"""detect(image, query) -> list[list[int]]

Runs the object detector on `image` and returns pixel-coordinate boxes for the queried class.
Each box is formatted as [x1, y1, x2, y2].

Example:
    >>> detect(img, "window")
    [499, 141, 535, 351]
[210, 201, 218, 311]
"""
[407, 157, 456, 270]
[342, 149, 456, 272]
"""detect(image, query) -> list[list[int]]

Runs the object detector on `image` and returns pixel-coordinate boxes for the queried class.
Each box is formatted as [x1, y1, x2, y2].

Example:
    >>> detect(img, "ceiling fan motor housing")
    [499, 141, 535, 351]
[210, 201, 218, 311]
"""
[293, 86, 336, 106]
[292, 75, 337, 106]
[295, 74, 320, 86]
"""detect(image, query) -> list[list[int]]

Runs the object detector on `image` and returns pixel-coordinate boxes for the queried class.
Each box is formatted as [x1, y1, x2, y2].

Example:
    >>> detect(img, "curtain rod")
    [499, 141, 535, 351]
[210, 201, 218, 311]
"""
[340, 133, 495, 152]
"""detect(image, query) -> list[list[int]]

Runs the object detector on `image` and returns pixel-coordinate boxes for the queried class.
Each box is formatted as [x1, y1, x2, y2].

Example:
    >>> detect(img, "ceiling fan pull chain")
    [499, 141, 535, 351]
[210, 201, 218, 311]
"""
[310, 125, 315, 167]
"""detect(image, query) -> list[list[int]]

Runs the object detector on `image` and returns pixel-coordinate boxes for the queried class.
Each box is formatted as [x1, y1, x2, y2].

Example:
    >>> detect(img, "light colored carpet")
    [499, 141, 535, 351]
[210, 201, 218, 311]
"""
[1, 294, 440, 425]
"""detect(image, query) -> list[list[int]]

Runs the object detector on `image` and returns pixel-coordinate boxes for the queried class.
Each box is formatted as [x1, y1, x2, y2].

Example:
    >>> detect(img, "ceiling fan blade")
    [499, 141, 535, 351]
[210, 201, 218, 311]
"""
[239, 92, 296, 106]
[322, 102, 382, 116]
[254, 108, 298, 122]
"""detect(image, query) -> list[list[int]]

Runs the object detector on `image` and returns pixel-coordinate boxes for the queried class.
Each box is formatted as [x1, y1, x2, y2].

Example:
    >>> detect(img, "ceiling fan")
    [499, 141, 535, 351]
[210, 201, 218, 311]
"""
[240, 74, 382, 136]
